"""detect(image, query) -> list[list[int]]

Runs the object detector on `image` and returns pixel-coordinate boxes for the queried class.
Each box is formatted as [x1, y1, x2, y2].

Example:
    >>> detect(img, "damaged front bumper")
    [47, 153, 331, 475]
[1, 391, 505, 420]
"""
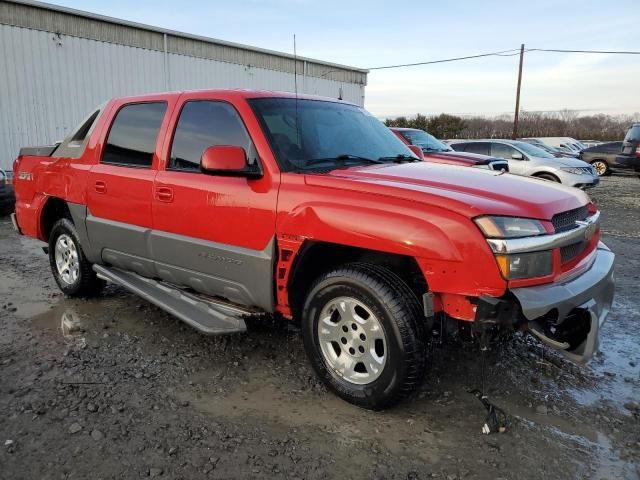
[510, 242, 615, 363]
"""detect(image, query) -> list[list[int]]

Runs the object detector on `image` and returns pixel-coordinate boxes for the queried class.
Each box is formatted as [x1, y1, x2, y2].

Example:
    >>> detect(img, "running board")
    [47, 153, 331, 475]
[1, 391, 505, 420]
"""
[93, 265, 253, 335]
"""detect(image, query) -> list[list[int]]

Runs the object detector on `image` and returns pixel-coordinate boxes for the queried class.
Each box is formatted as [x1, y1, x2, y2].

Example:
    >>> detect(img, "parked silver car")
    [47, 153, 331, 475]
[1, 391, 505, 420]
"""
[449, 139, 599, 189]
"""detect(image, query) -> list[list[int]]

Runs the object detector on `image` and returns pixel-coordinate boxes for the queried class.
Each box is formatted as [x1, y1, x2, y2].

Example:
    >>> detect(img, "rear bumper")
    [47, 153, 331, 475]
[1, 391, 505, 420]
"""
[510, 242, 615, 363]
[614, 154, 640, 170]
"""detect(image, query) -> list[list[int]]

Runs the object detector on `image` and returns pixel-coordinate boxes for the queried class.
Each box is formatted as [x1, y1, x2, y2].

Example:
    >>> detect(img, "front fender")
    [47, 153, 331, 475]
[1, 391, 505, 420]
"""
[277, 190, 507, 301]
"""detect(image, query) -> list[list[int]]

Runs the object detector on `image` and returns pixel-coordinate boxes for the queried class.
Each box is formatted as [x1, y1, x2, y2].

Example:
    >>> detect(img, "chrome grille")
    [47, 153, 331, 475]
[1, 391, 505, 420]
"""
[551, 206, 589, 233]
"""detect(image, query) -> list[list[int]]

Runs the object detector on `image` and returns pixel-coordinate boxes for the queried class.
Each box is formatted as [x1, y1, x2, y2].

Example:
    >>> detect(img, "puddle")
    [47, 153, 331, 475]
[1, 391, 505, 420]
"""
[29, 291, 162, 344]
[567, 300, 640, 411]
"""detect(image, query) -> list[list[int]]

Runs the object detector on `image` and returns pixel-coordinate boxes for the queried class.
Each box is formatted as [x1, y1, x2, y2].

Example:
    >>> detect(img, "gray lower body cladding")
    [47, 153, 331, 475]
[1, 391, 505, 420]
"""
[510, 242, 615, 363]
[68, 202, 275, 312]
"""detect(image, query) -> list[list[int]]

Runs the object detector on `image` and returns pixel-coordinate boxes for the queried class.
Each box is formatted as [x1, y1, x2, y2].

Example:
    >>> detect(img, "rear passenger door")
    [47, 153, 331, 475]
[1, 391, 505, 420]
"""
[462, 142, 490, 156]
[151, 98, 278, 311]
[86, 101, 168, 277]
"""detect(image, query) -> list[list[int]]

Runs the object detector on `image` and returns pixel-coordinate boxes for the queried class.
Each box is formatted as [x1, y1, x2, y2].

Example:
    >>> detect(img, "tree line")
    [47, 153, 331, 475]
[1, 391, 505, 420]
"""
[384, 110, 639, 141]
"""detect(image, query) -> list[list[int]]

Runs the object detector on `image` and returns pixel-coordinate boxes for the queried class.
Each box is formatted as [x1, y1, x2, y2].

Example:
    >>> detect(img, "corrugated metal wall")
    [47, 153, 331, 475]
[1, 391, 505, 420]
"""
[0, 23, 366, 169]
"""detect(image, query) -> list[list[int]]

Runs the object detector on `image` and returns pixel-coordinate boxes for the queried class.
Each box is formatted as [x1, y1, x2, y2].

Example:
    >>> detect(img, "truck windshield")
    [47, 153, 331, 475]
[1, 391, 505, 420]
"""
[249, 98, 417, 172]
[399, 129, 452, 152]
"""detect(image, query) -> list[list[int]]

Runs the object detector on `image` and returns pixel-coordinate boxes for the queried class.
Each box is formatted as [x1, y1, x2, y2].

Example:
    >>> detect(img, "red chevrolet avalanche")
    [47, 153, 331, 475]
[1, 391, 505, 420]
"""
[12, 90, 614, 409]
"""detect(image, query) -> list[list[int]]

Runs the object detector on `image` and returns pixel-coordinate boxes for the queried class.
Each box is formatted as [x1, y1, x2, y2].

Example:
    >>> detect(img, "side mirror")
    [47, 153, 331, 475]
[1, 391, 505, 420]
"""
[511, 152, 524, 160]
[408, 145, 425, 160]
[200, 145, 262, 178]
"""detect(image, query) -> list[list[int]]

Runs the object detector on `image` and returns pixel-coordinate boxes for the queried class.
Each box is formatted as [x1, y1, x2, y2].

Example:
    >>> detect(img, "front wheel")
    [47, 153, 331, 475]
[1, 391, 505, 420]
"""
[301, 263, 426, 409]
[536, 172, 561, 183]
[49, 218, 104, 297]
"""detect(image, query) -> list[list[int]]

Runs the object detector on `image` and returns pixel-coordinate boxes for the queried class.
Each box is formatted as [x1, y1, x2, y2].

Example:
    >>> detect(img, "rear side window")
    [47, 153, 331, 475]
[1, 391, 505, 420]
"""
[169, 101, 256, 172]
[102, 102, 167, 168]
[463, 142, 490, 155]
[624, 125, 640, 143]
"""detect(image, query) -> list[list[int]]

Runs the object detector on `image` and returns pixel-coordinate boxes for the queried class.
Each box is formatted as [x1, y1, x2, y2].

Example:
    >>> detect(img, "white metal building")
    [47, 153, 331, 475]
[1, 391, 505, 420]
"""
[0, 0, 368, 170]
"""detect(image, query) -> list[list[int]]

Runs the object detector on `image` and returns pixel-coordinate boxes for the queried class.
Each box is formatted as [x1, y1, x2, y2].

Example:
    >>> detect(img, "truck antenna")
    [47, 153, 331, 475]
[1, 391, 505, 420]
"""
[293, 34, 301, 148]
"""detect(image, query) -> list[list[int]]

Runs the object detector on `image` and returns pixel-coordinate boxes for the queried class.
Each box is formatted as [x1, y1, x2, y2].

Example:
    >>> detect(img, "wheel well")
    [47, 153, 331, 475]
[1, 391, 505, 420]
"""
[40, 197, 71, 241]
[533, 172, 560, 182]
[287, 241, 428, 319]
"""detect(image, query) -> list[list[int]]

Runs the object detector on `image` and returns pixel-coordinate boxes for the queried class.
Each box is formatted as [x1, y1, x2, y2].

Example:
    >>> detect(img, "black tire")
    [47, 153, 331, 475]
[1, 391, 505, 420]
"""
[301, 262, 426, 410]
[590, 159, 610, 177]
[0, 187, 15, 216]
[536, 172, 561, 183]
[48, 218, 104, 297]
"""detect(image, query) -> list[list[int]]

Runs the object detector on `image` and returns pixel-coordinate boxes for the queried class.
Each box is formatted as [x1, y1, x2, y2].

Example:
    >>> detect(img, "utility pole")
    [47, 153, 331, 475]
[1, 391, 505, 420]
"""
[512, 44, 525, 139]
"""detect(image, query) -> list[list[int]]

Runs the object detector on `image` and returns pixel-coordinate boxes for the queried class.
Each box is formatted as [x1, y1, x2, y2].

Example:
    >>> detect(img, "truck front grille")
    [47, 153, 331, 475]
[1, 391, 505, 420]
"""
[552, 206, 589, 233]
[560, 240, 587, 263]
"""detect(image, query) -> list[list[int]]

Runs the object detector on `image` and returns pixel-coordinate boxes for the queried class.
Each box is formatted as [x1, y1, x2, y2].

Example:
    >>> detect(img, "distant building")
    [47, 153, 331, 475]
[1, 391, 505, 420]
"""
[0, 0, 368, 169]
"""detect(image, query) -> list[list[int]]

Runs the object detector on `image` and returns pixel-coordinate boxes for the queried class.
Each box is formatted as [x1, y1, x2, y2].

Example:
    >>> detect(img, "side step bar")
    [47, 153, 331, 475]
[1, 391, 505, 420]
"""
[94, 265, 255, 335]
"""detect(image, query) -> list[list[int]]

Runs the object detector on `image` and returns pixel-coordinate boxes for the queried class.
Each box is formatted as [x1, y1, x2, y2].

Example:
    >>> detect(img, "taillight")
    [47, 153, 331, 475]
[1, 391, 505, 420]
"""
[635, 146, 640, 157]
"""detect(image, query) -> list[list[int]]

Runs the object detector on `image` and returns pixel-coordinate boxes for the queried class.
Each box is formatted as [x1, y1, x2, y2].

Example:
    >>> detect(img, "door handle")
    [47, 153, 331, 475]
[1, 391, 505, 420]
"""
[94, 181, 107, 194]
[155, 186, 174, 203]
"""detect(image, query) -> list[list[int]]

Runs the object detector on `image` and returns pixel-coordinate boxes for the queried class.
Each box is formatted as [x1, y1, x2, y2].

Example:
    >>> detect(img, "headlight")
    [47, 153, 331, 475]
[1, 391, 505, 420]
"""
[561, 167, 590, 175]
[495, 251, 553, 280]
[474, 216, 546, 238]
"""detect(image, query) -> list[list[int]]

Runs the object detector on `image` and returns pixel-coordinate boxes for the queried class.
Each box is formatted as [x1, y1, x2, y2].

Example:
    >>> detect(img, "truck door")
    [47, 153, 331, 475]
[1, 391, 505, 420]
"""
[151, 99, 278, 311]
[86, 100, 168, 277]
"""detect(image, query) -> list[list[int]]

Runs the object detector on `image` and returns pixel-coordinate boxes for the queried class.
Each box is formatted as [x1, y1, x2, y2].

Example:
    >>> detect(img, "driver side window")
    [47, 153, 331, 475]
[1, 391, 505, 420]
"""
[491, 143, 519, 160]
[169, 101, 257, 172]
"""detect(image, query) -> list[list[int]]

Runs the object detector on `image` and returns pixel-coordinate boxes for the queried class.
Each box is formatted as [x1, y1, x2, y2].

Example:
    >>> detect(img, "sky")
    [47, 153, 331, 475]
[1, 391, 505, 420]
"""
[50, 0, 640, 118]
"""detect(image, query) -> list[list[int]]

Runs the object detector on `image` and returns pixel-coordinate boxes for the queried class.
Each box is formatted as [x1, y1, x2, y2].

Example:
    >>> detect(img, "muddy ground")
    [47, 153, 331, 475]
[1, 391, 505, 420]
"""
[1, 175, 639, 480]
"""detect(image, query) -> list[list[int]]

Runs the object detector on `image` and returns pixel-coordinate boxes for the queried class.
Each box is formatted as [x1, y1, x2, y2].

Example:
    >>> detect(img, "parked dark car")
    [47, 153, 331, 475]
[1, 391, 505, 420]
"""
[615, 123, 640, 174]
[580, 141, 623, 176]
[0, 169, 15, 216]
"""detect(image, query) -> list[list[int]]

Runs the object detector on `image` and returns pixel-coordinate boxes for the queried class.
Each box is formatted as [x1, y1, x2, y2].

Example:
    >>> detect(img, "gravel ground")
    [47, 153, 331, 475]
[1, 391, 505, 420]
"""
[0, 175, 639, 480]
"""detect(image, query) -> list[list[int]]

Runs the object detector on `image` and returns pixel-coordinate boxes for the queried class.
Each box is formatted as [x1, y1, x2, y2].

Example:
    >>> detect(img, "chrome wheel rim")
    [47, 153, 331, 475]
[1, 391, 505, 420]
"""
[592, 161, 607, 176]
[55, 234, 79, 285]
[317, 296, 387, 385]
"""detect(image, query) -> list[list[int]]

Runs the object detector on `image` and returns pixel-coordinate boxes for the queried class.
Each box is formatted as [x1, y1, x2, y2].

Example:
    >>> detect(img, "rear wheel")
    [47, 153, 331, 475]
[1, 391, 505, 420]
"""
[301, 263, 426, 409]
[590, 159, 610, 176]
[49, 218, 104, 297]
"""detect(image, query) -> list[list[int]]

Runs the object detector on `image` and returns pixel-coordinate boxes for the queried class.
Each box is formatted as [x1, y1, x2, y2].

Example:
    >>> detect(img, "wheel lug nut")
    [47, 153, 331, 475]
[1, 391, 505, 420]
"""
[358, 346, 365, 353]
[359, 333, 366, 341]
[349, 347, 355, 355]
[342, 325, 348, 332]
[341, 337, 347, 345]
[351, 323, 357, 330]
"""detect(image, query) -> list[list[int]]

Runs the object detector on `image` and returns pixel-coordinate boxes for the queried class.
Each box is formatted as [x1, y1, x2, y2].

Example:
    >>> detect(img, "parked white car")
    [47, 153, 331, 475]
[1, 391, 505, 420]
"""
[449, 139, 599, 189]
[529, 137, 586, 154]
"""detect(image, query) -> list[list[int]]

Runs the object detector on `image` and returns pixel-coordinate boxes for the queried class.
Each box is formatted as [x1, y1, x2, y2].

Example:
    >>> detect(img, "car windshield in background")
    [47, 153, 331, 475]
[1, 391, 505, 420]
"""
[249, 98, 416, 172]
[624, 125, 640, 142]
[513, 141, 556, 159]
[400, 130, 452, 152]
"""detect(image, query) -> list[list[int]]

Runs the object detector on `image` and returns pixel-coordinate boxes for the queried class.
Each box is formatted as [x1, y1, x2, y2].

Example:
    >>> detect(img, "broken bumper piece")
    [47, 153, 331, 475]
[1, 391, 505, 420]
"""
[507, 242, 615, 363]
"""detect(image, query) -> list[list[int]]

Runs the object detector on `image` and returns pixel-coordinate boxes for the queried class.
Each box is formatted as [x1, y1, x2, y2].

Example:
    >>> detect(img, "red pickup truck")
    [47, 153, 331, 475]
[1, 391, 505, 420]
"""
[12, 90, 615, 409]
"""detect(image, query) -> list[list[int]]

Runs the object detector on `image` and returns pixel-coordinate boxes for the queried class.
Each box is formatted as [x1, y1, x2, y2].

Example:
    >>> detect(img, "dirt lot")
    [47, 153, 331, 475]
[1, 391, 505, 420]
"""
[1, 175, 639, 480]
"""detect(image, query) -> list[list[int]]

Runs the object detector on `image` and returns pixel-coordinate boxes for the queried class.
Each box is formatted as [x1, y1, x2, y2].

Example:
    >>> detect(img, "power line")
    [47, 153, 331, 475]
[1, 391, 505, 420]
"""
[528, 48, 640, 55]
[367, 48, 521, 70]
[366, 47, 640, 70]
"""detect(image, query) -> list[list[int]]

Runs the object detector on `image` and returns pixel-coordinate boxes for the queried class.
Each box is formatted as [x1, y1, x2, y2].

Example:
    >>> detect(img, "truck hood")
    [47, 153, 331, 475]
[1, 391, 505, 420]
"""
[309, 162, 589, 220]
